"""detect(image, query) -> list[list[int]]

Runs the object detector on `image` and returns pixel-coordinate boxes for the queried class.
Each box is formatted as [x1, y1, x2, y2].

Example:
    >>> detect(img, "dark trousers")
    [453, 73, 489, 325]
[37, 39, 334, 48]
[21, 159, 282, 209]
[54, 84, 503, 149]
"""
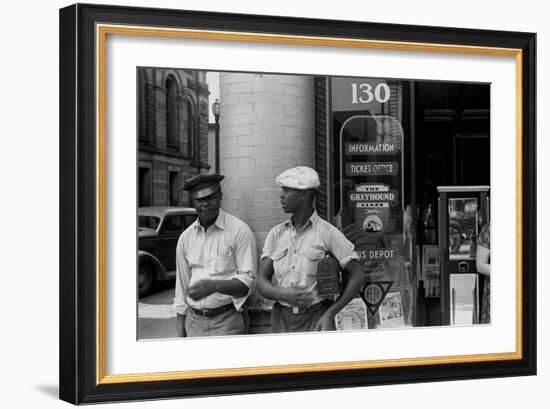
[271, 301, 331, 333]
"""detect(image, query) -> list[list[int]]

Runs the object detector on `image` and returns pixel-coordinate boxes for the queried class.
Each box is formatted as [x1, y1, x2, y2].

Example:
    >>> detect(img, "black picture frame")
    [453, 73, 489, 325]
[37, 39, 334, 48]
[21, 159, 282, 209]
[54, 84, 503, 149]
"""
[59, 3, 536, 404]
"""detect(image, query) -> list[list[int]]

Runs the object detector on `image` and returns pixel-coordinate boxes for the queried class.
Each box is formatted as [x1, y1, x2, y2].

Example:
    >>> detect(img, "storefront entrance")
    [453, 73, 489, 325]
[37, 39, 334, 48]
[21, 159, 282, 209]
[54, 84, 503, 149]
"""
[327, 77, 490, 328]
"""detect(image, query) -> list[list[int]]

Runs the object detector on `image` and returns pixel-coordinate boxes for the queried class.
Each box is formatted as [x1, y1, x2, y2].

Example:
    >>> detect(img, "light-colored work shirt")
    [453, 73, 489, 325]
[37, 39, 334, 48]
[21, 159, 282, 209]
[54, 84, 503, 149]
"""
[261, 211, 357, 307]
[173, 209, 257, 316]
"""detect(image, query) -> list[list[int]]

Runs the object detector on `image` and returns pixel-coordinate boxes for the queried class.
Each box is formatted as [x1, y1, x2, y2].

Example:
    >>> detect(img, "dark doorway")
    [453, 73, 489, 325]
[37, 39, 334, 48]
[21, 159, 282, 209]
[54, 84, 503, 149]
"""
[139, 167, 151, 207]
[414, 81, 490, 326]
[169, 171, 180, 206]
[414, 81, 490, 212]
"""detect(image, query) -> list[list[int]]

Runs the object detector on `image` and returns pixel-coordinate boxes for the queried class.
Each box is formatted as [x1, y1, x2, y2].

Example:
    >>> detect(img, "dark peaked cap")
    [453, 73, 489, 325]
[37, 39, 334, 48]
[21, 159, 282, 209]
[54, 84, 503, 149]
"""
[183, 173, 225, 200]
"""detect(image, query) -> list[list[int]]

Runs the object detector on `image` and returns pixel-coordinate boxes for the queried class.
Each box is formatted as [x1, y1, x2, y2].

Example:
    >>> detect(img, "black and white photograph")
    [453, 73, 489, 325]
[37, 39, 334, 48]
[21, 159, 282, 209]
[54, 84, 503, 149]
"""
[2, 0, 545, 407]
[136, 68, 491, 340]
[54, 2, 537, 405]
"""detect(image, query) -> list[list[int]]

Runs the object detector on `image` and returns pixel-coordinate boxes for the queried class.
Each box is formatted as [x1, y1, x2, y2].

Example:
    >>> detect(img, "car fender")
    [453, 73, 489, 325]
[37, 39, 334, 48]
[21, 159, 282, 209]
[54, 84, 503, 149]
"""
[138, 250, 167, 281]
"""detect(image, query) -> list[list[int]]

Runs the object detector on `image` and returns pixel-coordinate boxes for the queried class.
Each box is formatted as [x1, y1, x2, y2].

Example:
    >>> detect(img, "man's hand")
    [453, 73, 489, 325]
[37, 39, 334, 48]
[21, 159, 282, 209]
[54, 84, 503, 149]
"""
[188, 280, 217, 300]
[280, 285, 315, 308]
[315, 309, 336, 331]
[176, 313, 187, 337]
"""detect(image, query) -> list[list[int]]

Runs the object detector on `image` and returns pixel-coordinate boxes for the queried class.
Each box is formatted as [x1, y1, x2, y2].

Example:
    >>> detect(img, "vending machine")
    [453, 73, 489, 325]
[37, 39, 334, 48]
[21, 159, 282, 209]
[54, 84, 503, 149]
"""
[437, 186, 490, 326]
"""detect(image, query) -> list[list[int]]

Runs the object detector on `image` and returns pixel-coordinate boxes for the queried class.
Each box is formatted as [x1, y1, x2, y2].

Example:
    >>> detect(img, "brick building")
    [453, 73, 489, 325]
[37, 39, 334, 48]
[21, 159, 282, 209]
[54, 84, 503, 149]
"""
[138, 68, 211, 207]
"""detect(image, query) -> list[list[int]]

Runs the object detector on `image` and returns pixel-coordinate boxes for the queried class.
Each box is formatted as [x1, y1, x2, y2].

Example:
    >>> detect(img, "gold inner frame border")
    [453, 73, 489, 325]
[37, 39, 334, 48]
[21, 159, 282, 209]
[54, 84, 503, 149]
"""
[95, 23, 523, 385]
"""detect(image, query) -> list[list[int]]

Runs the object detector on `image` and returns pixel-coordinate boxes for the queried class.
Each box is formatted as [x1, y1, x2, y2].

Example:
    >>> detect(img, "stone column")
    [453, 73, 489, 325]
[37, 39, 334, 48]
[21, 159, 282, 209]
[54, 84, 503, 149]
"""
[219, 73, 315, 252]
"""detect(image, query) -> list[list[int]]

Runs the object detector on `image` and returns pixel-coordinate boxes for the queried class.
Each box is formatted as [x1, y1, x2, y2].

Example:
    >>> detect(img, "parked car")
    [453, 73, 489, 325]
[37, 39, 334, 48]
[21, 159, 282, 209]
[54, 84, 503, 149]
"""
[138, 207, 197, 297]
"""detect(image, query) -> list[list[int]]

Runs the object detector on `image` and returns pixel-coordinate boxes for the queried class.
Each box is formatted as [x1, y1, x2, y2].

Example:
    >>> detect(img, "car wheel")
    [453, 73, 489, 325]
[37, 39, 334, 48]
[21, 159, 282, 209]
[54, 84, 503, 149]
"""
[139, 263, 154, 298]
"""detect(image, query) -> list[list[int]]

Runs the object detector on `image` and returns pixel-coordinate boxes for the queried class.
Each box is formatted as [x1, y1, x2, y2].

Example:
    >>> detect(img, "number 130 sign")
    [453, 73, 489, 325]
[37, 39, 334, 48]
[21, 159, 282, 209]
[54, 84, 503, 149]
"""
[351, 82, 391, 104]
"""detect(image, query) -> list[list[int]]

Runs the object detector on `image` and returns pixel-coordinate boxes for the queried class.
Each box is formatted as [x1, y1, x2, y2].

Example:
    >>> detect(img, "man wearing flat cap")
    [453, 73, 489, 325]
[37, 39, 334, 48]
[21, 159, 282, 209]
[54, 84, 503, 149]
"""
[173, 173, 257, 337]
[257, 166, 366, 333]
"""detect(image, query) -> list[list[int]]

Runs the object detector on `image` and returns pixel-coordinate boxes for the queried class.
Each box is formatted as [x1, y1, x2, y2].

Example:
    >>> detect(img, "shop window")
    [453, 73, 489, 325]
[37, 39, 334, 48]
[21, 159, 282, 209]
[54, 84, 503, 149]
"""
[330, 78, 413, 330]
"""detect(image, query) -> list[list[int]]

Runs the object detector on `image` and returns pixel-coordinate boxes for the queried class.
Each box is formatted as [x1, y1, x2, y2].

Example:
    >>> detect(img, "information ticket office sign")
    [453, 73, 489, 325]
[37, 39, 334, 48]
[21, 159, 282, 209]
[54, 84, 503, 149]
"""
[331, 77, 413, 328]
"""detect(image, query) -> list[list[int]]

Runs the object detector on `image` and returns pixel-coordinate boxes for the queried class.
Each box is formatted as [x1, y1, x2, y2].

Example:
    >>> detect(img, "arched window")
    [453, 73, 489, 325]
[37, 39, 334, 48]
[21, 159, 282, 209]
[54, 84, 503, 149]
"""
[185, 102, 194, 158]
[166, 77, 178, 147]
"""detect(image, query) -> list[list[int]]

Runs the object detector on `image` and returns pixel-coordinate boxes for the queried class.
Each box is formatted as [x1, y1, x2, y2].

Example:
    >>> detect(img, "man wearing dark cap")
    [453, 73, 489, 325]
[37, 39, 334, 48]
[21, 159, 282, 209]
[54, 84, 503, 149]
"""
[173, 173, 257, 337]
[257, 166, 366, 333]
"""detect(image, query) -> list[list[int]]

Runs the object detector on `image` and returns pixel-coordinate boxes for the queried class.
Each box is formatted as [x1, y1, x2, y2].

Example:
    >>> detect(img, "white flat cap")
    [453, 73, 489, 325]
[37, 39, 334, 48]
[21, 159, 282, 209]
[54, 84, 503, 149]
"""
[275, 166, 320, 190]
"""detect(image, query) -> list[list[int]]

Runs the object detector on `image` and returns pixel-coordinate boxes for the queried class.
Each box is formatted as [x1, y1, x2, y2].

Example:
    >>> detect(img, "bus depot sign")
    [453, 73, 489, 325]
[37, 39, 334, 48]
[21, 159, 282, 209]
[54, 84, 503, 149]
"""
[345, 142, 399, 155]
[331, 79, 408, 324]
[337, 114, 404, 265]
[346, 162, 398, 176]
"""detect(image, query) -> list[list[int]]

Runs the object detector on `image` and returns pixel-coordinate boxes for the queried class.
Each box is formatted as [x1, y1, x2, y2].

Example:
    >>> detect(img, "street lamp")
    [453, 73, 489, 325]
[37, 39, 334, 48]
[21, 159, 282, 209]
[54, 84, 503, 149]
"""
[212, 99, 220, 174]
